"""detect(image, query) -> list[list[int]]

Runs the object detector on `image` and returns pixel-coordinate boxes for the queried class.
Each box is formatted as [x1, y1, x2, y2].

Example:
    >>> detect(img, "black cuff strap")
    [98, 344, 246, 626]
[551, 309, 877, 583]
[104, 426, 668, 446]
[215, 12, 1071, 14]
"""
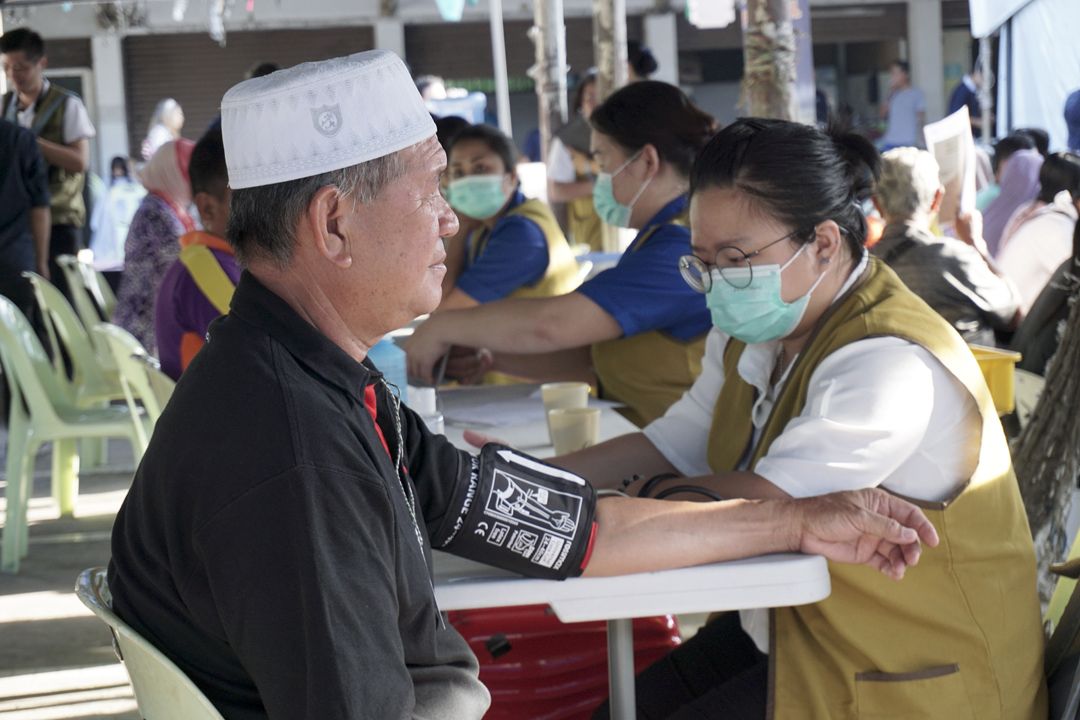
[432, 444, 597, 580]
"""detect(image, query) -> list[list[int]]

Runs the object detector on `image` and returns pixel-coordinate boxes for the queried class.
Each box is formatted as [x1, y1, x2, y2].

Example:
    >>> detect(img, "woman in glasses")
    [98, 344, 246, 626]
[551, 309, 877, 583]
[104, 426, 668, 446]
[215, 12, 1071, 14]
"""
[407, 81, 716, 426]
[554, 118, 1045, 719]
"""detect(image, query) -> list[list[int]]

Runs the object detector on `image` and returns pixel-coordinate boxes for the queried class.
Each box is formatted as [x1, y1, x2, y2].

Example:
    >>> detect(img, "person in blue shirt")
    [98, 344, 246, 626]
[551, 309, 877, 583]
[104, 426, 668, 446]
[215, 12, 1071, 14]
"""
[407, 82, 717, 426]
[439, 123, 579, 311]
[947, 65, 984, 138]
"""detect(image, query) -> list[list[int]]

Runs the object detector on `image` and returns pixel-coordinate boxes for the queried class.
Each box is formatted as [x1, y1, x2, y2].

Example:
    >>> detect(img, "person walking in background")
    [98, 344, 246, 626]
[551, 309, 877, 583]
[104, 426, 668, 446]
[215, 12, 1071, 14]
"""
[547, 71, 604, 251]
[141, 98, 184, 161]
[0, 118, 50, 321]
[947, 63, 984, 137]
[114, 139, 195, 353]
[1, 27, 96, 303]
[878, 60, 926, 151]
[1065, 89, 1080, 153]
[89, 156, 146, 289]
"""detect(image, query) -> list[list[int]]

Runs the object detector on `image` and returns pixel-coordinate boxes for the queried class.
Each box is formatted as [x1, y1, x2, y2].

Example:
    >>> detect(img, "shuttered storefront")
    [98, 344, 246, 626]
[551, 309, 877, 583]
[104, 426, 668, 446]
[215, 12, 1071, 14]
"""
[122, 26, 374, 155]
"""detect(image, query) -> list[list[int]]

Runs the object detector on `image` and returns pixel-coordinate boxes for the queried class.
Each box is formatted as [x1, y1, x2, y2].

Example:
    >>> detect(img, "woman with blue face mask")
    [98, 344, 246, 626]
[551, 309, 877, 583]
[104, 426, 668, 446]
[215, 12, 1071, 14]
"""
[552, 119, 1045, 720]
[438, 124, 579, 314]
[407, 82, 716, 426]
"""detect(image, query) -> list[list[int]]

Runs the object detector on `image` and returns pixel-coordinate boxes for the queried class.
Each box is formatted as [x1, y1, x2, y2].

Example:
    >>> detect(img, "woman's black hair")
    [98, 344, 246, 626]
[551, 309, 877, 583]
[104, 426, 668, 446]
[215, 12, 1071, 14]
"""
[1016, 127, 1050, 158]
[992, 133, 1036, 175]
[434, 115, 470, 153]
[627, 41, 658, 78]
[1037, 152, 1080, 204]
[572, 70, 597, 114]
[588, 81, 717, 178]
[447, 123, 517, 174]
[689, 118, 881, 259]
[110, 155, 130, 178]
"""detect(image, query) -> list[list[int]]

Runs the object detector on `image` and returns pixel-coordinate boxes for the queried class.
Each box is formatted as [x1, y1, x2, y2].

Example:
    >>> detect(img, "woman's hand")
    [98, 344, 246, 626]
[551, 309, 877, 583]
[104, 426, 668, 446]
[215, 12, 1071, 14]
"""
[404, 319, 454, 385]
[792, 488, 939, 580]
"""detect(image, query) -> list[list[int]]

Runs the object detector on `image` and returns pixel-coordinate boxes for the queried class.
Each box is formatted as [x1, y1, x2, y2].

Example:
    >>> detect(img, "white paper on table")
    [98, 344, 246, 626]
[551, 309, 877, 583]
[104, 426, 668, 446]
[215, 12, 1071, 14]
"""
[923, 108, 977, 229]
[442, 386, 620, 428]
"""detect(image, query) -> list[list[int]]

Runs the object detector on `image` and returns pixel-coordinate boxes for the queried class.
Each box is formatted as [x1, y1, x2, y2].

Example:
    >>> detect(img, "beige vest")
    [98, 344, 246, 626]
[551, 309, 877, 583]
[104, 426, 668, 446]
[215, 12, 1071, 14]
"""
[707, 258, 1047, 719]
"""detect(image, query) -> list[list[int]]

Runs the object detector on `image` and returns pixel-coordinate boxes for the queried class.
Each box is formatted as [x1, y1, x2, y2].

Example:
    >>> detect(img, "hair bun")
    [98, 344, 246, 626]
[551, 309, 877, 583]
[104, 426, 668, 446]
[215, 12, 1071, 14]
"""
[827, 124, 881, 200]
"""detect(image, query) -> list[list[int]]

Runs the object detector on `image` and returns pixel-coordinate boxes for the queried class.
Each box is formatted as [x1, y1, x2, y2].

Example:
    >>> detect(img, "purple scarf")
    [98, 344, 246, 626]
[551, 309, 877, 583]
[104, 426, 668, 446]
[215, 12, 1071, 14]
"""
[985, 149, 1043, 257]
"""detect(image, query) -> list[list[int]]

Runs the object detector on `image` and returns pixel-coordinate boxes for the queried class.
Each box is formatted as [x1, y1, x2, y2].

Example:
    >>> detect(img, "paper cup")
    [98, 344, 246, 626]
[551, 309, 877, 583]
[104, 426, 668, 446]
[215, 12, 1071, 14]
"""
[540, 382, 590, 413]
[547, 407, 601, 455]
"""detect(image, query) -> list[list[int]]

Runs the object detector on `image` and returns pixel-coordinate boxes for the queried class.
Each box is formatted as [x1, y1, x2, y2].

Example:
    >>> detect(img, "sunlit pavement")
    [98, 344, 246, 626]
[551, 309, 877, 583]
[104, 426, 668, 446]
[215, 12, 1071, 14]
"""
[0, 437, 140, 720]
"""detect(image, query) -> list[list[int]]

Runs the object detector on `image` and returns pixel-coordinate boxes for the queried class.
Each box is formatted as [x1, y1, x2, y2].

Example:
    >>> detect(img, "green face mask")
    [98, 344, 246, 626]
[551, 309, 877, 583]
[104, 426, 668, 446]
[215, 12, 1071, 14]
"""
[446, 174, 510, 220]
[592, 150, 651, 228]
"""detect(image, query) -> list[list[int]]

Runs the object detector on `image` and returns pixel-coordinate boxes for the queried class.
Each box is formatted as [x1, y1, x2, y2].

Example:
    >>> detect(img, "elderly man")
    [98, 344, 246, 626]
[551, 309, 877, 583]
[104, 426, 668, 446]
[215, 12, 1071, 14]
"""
[872, 147, 1020, 345]
[107, 51, 936, 719]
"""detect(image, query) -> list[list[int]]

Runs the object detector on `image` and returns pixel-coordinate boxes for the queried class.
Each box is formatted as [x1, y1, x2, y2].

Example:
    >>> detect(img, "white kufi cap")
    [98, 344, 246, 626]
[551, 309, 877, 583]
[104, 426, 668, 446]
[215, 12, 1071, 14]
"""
[221, 49, 436, 190]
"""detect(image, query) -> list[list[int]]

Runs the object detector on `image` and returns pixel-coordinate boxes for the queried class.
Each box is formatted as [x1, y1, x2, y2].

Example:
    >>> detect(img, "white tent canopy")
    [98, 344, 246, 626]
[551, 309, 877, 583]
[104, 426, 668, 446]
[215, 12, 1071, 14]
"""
[970, 0, 1080, 150]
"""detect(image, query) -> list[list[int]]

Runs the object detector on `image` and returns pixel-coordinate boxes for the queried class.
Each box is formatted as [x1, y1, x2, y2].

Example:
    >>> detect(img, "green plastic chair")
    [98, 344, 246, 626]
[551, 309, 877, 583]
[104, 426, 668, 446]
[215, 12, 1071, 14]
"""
[75, 568, 225, 719]
[55, 255, 112, 358]
[85, 265, 117, 320]
[24, 272, 124, 406]
[0, 296, 144, 573]
[94, 323, 175, 451]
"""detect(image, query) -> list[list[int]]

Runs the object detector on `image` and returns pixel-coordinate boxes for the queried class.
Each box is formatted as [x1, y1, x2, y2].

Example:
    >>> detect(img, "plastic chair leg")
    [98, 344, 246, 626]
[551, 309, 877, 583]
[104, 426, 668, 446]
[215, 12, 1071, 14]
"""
[52, 438, 79, 518]
[80, 437, 107, 469]
[2, 418, 30, 573]
[16, 440, 38, 560]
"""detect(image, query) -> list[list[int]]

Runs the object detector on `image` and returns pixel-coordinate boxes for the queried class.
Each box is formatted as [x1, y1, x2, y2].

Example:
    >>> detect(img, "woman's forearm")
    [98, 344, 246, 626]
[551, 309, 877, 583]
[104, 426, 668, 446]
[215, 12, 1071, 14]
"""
[553, 433, 678, 490]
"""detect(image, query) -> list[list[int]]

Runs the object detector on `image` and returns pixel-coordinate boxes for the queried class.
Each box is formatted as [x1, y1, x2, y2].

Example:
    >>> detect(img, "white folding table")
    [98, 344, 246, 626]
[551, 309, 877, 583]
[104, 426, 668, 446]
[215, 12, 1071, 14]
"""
[434, 383, 832, 719]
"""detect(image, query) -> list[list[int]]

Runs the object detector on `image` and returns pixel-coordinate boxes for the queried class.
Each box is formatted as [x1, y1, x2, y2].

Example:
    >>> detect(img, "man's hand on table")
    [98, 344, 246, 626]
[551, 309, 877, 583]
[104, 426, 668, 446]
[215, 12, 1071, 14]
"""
[444, 346, 493, 385]
[790, 488, 939, 580]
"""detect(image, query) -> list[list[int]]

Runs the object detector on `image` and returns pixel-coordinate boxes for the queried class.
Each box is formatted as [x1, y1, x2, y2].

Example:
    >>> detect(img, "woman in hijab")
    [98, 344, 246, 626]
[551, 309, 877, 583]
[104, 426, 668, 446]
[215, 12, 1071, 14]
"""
[983, 148, 1043, 256]
[114, 139, 195, 353]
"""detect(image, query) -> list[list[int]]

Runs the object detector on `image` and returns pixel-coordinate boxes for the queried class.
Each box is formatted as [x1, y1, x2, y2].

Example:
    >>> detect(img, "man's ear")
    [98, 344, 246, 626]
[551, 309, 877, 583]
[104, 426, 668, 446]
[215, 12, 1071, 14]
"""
[305, 186, 353, 268]
[193, 192, 215, 226]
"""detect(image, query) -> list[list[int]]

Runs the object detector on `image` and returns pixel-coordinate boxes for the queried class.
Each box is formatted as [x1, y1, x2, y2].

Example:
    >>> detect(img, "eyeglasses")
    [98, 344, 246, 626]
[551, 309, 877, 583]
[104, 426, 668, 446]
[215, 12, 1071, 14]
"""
[678, 228, 807, 293]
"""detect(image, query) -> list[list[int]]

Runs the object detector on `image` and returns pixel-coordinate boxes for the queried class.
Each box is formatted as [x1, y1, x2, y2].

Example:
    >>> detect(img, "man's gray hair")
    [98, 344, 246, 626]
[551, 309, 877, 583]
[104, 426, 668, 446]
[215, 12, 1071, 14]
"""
[875, 147, 943, 222]
[226, 150, 407, 268]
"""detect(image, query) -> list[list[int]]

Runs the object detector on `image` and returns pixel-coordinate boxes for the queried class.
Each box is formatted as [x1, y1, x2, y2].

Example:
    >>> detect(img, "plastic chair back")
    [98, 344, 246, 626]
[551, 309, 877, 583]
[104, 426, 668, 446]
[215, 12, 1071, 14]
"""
[56, 255, 113, 357]
[24, 272, 117, 393]
[0, 295, 77, 427]
[93, 324, 169, 450]
[83, 264, 117, 320]
[74, 568, 225, 720]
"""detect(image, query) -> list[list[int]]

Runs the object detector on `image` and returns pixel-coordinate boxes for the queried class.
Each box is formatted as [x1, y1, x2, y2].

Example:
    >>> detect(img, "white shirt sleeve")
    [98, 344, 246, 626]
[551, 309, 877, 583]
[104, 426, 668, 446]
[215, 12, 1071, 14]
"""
[545, 138, 578, 185]
[642, 328, 729, 478]
[62, 96, 96, 144]
[755, 337, 975, 502]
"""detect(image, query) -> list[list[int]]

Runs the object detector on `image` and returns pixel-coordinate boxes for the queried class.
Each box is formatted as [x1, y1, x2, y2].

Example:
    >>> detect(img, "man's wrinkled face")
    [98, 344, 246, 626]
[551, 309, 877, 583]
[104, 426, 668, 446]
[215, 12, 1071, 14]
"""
[1, 50, 45, 96]
[341, 136, 459, 329]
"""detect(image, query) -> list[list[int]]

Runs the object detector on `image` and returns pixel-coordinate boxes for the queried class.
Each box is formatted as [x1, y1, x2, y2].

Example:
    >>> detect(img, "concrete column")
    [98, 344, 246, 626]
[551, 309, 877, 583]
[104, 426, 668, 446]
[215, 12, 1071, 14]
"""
[643, 12, 679, 87]
[90, 34, 130, 171]
[906, 0, 946, 123]
[374, 17, 406, 59]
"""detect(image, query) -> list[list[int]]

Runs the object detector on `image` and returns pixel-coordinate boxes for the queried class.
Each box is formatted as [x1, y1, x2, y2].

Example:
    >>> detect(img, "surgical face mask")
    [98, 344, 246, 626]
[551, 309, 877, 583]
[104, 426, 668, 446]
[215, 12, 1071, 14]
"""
[446, 174, 510, 220]
[593, 151, 651, 228]
[705, 243, 828, 344]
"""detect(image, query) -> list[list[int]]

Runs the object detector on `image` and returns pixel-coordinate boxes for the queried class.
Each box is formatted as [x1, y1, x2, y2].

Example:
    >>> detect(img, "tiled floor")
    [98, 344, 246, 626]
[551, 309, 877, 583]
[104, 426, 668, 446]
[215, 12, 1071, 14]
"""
[0, 438, 140, 720]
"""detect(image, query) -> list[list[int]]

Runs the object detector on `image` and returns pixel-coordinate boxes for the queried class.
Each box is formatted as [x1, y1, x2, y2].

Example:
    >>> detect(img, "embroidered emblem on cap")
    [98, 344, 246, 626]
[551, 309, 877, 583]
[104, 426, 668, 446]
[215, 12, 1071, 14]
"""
[311, 105, 343, 137]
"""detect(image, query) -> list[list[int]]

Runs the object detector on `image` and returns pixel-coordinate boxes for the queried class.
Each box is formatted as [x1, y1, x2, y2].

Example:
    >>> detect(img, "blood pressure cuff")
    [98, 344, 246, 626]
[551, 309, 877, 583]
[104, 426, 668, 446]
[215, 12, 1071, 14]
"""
[431, 443, 598, 580]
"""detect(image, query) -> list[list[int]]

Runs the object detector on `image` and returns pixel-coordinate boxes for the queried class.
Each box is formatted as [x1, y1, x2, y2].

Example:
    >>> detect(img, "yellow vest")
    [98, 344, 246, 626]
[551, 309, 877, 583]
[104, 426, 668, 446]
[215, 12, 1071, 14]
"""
[466, 197, 580, 300]
[590, 209, 707, 427]
[469, 198, 581, 385]
[566, 151, 604, 252]
[707, 259, 1046, 719]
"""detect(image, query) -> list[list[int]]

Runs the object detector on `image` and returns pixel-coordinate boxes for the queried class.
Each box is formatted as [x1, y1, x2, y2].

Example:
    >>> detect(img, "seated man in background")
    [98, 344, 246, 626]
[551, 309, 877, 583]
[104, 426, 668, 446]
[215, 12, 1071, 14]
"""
[154, 128, 238, 379]
[872, 146, 1019, 345]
